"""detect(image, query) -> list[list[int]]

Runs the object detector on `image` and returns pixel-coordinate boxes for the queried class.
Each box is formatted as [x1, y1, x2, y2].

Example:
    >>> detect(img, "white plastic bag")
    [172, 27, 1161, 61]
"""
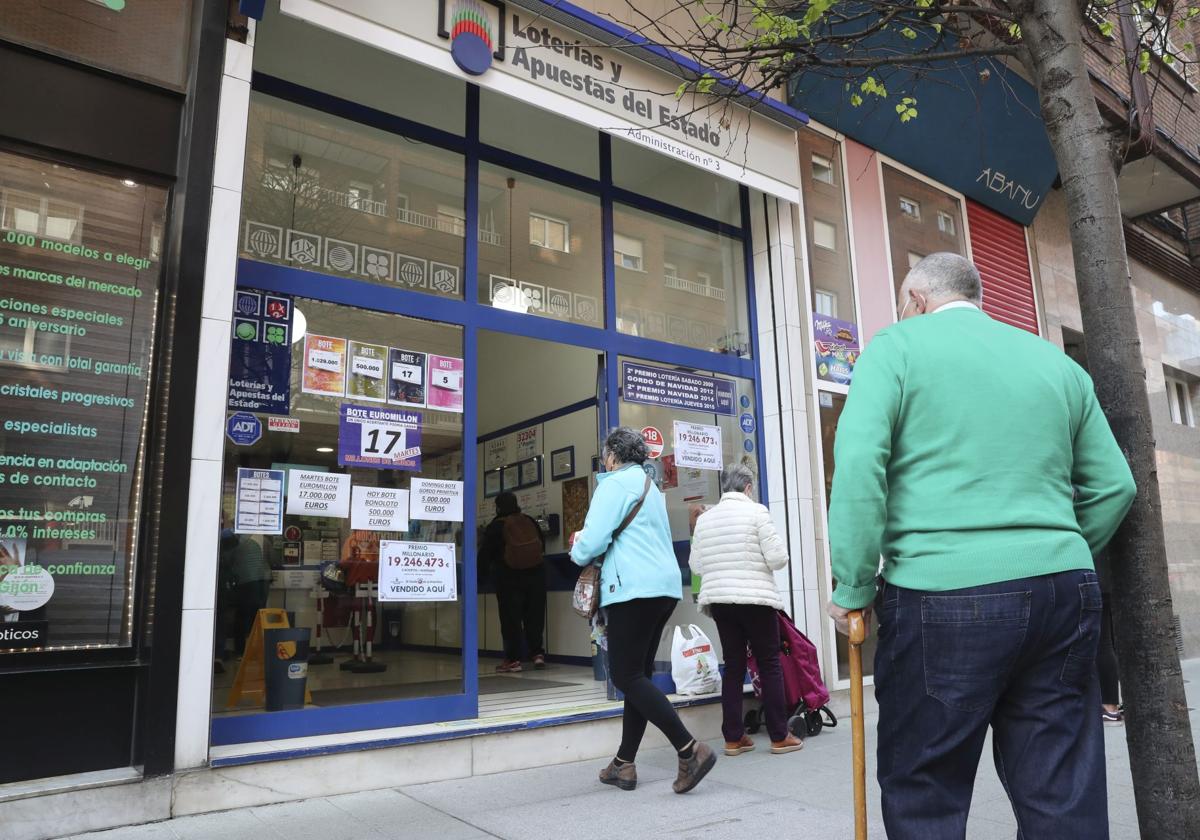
[671, 624, 721, 696]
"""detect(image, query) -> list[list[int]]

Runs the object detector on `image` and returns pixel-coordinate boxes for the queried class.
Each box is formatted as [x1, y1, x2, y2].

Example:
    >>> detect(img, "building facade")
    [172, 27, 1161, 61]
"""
[5, 4, 1200, 839]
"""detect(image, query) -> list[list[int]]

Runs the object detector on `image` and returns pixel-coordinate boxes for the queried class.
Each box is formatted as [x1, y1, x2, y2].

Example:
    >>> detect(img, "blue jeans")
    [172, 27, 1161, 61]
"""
[874, 570, 1107, 839]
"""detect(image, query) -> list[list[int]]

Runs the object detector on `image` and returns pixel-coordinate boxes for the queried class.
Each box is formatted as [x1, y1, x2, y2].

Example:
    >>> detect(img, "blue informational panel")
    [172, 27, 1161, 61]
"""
[790, 16, 1057, 226]
[621, 361, 736, 416]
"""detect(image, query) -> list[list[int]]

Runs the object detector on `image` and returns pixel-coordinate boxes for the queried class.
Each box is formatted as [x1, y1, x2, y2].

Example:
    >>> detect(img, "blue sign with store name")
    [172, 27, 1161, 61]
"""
[789, 13, 1056, 226]
[739, 413, 756, 434]
[226, 412, 262, 446]
[621, 362, 736, 416]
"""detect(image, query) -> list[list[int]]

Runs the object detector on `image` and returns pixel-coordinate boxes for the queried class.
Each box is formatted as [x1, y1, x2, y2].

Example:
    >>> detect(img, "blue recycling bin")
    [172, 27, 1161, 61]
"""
[264, 627, 311, 711]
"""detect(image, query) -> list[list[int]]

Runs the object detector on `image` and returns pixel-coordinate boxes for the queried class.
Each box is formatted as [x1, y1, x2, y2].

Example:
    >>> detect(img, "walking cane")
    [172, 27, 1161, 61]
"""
[848, 610, 868, 840]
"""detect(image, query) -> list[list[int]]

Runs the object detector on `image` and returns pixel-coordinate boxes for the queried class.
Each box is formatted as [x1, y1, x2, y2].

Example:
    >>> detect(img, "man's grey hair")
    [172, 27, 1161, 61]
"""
[603, 426, 648, 465]
[721, 462, 756, 494]
[902, 252, 983, 305]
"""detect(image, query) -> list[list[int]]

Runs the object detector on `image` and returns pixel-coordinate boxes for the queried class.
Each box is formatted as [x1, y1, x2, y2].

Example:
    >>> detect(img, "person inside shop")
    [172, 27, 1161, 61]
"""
[570, 427, 716, 795]
[689, 461, 803, 757]
[480, 492, 546, 673]
[219, 512, 273, 658]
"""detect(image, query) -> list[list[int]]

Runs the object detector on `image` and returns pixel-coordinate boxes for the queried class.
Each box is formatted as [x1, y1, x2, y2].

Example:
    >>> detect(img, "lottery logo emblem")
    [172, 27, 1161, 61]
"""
[265, 298, 289, 321]
[574, 294, 598, 324]
[397, 255, 427, 288]
[547, 289, 572, 319]
[448, 0, 495, 76]
[235, 292, 260, 317]
[234, 319, 258, 341]
[286, 230, 320, 266]
[245, 222, 282, 259]
[264, 323, 289, 346]
[364, 248, 392, 280]
[430, 263, 460, 294]
[326, 242, 357, 273]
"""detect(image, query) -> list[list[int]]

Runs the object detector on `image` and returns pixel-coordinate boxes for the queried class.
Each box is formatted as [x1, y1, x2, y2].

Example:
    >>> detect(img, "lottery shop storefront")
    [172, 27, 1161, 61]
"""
[197, 0, 808, 763]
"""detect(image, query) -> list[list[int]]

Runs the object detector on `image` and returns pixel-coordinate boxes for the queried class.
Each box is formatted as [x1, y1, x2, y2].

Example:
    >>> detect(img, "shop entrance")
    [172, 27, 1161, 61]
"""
[473, 331, 608, 715]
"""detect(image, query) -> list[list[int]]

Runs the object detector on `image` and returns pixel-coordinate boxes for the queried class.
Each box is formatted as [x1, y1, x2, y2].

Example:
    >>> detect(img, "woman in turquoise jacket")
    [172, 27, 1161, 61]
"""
[571, 427, 716, 795]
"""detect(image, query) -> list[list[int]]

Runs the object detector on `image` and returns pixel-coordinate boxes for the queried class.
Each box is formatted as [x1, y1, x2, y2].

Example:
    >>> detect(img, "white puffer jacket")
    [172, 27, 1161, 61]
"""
[689, 492, 788, 610]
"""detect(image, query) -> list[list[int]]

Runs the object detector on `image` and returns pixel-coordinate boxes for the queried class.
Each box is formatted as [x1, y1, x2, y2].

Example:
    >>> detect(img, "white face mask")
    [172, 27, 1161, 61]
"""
[900, 297, 913, 320]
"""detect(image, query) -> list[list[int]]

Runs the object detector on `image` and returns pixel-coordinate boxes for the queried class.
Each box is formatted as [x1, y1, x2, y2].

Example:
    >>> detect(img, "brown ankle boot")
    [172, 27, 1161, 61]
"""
[599, 759, 637, 791]
[673, 742, 716, 794]
[724, 735, 755, 756]
[770, 734, 804, 754]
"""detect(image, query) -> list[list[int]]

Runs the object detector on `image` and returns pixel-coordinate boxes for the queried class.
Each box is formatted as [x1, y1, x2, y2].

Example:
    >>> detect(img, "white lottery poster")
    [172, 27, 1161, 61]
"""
[234, 467, 285, 534]
[286, 469, 351, 518]
[350, 486, 410, 532]
[410, 478, 464, 522]
[673, 421, 723, 471]
[379, 541, 458, 602]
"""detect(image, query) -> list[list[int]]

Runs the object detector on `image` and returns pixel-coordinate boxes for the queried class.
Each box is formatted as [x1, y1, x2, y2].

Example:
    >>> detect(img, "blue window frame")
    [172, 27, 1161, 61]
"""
[213, 74, 768, 747]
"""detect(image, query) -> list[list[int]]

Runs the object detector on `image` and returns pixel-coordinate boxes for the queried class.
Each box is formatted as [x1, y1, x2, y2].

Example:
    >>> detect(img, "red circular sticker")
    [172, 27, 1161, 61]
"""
[641, 426, 664, 459]
[284, 525, 302, 542]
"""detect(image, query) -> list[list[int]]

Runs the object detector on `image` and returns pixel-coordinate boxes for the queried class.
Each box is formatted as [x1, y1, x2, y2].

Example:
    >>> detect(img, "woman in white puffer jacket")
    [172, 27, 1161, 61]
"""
[689, 462, 802, 756]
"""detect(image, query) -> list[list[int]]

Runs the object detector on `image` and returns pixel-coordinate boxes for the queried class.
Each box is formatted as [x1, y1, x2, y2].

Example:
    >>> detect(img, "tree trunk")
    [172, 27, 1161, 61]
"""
[1017, 2, 1200, 836]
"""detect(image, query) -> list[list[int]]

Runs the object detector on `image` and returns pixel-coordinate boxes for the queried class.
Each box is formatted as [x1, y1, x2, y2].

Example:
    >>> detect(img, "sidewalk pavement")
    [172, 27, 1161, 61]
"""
[68, 661, 1200, 840]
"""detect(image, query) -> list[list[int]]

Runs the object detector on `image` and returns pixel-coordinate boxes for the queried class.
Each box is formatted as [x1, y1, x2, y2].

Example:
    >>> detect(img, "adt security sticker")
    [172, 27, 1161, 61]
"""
[226, 412, 262, 446]
[739, 413, 756, 434]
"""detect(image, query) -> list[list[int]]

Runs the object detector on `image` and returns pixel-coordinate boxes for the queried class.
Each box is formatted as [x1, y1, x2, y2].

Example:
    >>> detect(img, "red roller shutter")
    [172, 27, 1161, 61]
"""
[967, 200, 1040, 335]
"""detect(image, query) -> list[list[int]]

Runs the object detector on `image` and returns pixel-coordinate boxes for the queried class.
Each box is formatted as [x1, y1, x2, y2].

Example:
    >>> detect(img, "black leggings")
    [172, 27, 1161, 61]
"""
[1097, 595, 1120, 706]
[606, 596, 693, 760]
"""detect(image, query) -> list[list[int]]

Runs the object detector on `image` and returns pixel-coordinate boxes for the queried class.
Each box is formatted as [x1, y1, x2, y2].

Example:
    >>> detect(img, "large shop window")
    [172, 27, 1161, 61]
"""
[478, 164, 603, 325]
[0, 0, 194, 91]
[217, 297, 465, 713]
[614, 206, 750, 357]
[0, 150, 165, 653]
[798, 129, 858, 387]
[881, 165, 967, 301]
[240, 94, 466, 300]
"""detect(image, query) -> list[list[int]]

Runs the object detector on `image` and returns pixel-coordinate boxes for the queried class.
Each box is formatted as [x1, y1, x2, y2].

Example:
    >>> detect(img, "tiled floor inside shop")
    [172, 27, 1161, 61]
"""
[211, 650, 609, 719]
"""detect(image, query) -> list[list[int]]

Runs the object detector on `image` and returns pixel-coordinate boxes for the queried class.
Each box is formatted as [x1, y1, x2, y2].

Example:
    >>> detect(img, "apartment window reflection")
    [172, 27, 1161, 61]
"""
[815, 290, 837, 319]
[812, 153, 835, 185]
[882, 165, 967, 298]
[614, 233, 645, 271]
[812, 219, 837, 251]
[938, 210, 956, 237]
[530, 212, 570, 253]
[899, 196, 921, 220]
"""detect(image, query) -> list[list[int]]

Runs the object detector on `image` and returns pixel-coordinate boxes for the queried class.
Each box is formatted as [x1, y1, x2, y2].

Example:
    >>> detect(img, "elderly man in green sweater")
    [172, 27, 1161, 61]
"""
[827, 253, 1135, 839]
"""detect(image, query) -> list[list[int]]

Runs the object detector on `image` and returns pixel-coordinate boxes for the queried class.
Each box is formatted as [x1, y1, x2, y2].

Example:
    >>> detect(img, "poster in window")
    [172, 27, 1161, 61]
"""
[388, 348, 427, 408]
[227, 291, 293, 415]
[302, 334, 347, 397]
[813, 315, 860, 386]
[346, 340, 388, 403]
[427, 354, 464, 412]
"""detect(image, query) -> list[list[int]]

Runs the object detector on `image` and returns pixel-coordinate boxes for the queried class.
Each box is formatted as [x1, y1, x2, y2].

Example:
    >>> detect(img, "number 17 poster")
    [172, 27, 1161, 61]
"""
[338, 403, 422, 471]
